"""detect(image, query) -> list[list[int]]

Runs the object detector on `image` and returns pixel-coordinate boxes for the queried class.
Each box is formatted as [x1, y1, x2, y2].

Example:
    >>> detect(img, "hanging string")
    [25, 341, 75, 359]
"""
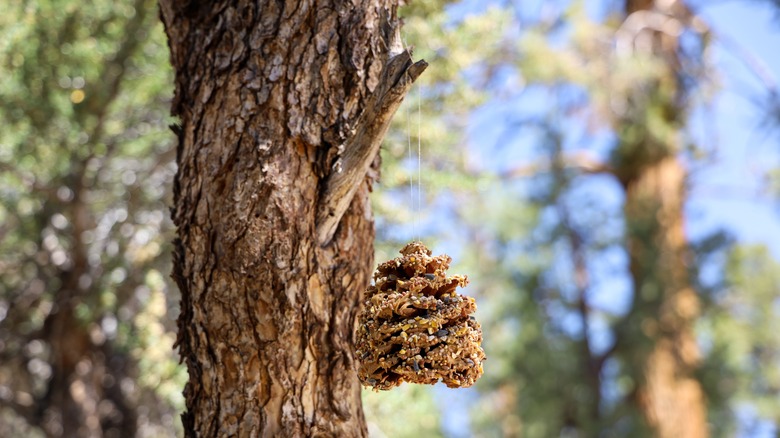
[401, 32, 423, 242]
[416, 84, 422, 243]
[406, 90, 415, 241]
[401, 30, 418, 241]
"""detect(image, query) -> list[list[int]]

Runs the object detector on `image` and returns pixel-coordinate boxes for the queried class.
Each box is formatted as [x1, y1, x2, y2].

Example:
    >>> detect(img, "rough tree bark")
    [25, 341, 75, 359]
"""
[615, 1, 708, 436]
[160, 0, 425, 435]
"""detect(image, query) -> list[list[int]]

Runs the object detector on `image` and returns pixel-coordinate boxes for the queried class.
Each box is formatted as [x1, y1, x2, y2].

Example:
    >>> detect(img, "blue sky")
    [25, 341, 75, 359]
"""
[450, 0, 780, 316]
[423, 1, 780, 437]
[375, 1, 780, 436]
[689, 1, 780, 258]
[461, 0, 780, 257]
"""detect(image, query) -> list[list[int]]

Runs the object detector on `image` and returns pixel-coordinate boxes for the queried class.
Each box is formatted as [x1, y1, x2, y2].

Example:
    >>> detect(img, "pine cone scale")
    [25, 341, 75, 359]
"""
[356, 241, 486, 390]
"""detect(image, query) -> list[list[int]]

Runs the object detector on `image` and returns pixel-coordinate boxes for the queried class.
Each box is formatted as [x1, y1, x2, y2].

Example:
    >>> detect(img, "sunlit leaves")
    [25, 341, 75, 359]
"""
[0, 0, 182, 434]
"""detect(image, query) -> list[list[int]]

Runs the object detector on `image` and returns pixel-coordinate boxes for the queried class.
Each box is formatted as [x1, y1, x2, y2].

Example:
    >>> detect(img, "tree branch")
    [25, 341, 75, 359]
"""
[316, 50, 427, 246]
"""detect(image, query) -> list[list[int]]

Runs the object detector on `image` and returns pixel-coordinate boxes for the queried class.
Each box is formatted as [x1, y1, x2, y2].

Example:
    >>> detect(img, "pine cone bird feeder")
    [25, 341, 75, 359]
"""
[356, 241, 486, 390]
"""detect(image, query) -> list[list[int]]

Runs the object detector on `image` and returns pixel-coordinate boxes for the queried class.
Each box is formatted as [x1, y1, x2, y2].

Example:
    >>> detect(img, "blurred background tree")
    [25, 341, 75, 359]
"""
[368, 0, 780, 437]
[1, 0, 779, 437]
[0, 0, 184, 436]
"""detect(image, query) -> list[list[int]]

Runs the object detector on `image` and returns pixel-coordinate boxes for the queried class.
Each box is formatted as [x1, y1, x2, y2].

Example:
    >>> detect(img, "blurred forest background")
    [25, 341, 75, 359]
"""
[1, 0, 779, 437]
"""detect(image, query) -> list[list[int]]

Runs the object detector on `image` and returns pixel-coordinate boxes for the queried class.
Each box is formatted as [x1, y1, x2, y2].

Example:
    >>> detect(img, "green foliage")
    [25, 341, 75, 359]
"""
[375, 3, 509, 236]
[363, 385, 445, 437]
[1, 0, 777, 436]
[0, 0, 183, 434]
[375, 1, 780, 437]
[698, 245, 780, 433]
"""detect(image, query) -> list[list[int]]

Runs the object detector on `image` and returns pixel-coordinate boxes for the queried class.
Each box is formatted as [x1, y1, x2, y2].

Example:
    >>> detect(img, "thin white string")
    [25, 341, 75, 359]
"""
[416, 85, 422, 243]
[406, 92, 414, 241]
[401, 31, 422, 243]
[401, 30, 417, 241]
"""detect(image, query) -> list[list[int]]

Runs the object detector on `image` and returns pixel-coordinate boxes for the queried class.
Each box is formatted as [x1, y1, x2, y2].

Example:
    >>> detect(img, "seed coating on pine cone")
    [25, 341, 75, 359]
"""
[356, 241, 486, 390]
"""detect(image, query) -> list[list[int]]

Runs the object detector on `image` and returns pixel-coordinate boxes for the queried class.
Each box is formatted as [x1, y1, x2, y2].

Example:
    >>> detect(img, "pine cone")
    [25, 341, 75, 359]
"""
[356, 241, 485, 390]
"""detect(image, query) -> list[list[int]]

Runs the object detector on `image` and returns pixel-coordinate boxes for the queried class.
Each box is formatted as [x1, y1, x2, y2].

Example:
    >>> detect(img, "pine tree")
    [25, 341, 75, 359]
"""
[160, 0, 425, 434]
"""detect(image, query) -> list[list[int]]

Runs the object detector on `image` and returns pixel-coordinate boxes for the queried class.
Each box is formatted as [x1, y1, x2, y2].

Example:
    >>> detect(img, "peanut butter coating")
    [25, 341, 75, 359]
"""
[356, 242, 486, 390]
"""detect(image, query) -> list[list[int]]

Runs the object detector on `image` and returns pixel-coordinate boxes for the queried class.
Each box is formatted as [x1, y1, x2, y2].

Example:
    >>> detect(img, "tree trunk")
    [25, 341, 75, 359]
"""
[623, 158, 707, 438]
[160, 1, 424, 435]
[617, 1, 708, 436]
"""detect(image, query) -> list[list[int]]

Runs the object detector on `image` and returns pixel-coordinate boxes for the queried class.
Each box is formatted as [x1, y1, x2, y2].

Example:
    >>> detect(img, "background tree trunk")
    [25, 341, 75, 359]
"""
[160, 0, 416, 435]
[623, 158, 708, 438]
[616, 1, 708, 436]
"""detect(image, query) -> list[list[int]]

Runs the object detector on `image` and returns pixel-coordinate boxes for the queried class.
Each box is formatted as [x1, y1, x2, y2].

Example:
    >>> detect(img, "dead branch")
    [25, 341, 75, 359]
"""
[316, 50, 427, 246]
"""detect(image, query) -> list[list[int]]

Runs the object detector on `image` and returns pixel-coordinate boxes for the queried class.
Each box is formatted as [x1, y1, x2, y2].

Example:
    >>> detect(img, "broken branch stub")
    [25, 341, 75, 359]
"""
[316, 51, 428, 246]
